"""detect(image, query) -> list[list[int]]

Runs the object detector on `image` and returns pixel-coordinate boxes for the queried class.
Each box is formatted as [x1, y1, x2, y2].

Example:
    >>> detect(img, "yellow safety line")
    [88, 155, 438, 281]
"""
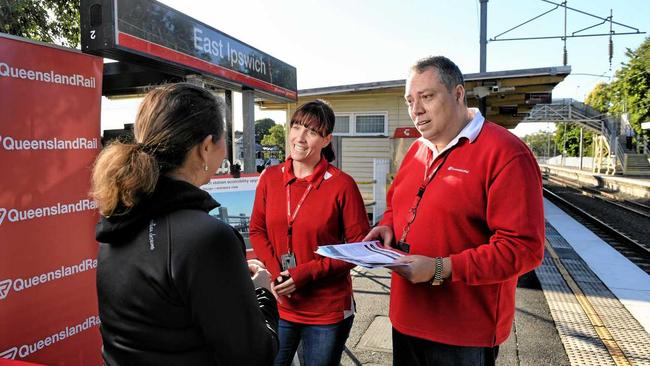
[545, 242, 631, 366]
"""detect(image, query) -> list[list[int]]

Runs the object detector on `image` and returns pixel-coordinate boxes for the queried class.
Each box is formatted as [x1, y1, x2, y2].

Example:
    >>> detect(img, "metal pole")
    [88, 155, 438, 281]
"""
[579, 127, 584, 170]
[480, 0, 488, 72]
[563, 1, 568, 65]
[224, 90, 234, 169]
[547, 126, 551, 158]
[479, 0, 488, 116]
[242, 88, 256, 173]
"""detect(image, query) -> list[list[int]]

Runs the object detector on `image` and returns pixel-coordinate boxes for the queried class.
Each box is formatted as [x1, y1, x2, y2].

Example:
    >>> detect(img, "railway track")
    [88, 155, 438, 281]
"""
[542, 183, 650, 275]
[546, 175, 650, 219]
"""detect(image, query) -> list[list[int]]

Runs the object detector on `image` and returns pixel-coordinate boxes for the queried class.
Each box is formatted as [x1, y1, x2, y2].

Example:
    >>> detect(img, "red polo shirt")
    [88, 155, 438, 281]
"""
[250, 157, 370, 324]
[381, 121, 545, 346]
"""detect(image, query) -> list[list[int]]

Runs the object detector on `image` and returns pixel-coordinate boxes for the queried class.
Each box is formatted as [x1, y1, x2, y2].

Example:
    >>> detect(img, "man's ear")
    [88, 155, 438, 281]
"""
[455, 84, 466, 103]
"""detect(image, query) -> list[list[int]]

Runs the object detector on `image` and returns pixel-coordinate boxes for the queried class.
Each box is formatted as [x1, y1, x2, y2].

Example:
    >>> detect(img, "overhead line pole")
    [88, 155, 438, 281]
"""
[479, 0, 488, 116]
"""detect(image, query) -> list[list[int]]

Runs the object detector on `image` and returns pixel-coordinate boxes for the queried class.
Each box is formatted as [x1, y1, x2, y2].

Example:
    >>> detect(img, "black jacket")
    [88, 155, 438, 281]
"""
[96, 176, 278, 366]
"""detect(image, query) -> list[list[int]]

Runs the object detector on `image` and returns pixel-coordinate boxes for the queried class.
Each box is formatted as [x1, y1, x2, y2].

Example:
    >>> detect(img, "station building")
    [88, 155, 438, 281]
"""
[260, 66, 571, 210]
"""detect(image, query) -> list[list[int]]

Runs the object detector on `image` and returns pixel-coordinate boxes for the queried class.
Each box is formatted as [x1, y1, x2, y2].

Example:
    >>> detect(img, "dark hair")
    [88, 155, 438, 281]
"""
[411, 56, 465, 93]
[91, 83, 225, 216]
[289, 99, 336, 162]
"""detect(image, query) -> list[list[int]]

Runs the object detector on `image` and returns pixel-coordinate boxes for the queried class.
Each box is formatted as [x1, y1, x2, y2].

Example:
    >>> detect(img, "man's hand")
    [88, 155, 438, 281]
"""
[391, 256, 452, 284]
[391, 255, 435, 283]
[272, 270, 296, 297]
[363, 225, 395, 248]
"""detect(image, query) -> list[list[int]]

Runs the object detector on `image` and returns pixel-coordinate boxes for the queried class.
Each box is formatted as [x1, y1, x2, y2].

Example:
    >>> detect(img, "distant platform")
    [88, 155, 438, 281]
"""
[541, 164, 650, 199]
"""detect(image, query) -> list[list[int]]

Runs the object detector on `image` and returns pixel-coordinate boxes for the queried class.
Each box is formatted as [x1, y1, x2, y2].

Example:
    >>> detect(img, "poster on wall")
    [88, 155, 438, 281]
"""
[0, 34, 103, 365]
[201, 173, 260, 250]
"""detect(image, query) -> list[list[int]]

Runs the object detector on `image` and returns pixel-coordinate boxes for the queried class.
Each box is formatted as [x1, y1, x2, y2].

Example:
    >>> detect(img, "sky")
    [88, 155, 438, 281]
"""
[101, 0, 649, 136]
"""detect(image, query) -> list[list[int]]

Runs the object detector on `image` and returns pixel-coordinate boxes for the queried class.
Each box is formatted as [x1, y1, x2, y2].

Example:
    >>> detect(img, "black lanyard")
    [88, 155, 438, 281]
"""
[397, 149, 451, 250]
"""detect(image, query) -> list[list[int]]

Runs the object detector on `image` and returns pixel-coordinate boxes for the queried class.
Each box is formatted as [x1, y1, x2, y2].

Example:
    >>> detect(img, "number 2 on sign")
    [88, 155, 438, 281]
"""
[90, 30, 96, 40]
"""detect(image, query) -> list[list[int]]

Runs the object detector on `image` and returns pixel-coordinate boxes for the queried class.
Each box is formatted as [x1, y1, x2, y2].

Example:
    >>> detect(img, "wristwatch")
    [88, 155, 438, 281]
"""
[430, 257, 444, 286]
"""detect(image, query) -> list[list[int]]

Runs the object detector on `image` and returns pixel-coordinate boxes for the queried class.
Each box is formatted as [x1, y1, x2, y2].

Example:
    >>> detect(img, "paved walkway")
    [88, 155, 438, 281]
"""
[341, 267, 569, 366]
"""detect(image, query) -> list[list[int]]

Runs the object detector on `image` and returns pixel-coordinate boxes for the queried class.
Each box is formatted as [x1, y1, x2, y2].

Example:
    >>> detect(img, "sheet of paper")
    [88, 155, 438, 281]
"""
[315, 241, 408, 269]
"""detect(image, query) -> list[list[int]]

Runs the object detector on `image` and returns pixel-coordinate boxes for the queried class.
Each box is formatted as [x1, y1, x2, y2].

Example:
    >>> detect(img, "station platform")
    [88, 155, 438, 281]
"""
[540, 164, 650, 200]
[341, 198, 650, 366]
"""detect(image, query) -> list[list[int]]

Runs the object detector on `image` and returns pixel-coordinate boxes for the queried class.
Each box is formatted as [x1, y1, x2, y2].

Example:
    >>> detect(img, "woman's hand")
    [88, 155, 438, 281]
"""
[248, 260, 272, 291]
[247, 259, 266, 274]
[272, 270, 296, 297]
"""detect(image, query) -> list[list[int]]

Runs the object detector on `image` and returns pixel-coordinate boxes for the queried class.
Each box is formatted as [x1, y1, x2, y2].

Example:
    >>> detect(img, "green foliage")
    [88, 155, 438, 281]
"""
[585, 37, 650, 136]
[522, 130, 556, 157]
[0, 0, 81, 47]
[584, 82, 610, 114]
[261, 124, 286, 155]
[254, 118, 275, 143]
[553, 123, 594, 157]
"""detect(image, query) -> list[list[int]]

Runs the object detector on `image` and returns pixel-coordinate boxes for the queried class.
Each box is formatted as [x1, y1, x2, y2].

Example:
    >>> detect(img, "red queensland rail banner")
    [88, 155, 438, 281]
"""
[0, 35, 103, 365]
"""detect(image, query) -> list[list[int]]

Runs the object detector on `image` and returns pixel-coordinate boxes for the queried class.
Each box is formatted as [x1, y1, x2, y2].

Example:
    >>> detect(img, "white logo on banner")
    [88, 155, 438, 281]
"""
[0, 347, 18, 360]
[2, 316, 100, 360]
[0, 199, 97, 226]
[0, 135, 98, 151]
[0, 279, 11, 299]
[0, 61, 97, 89]
[0, 259, 97, 301]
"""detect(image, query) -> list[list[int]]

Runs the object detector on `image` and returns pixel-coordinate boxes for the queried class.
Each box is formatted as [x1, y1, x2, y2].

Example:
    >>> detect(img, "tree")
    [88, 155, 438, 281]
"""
[261, 124, 286, 156]
[522, 130, 556, 157]
[0, 0, 81, 47]
[608, 37, 650, 135]
[254, 118, 276, 143]
[585, 37, 650, 136]
[584, 82, 611, 114]
[553, 123, 594, 157]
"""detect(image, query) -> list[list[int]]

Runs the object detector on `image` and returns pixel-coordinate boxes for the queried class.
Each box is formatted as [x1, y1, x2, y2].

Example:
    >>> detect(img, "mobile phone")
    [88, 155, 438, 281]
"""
[274, 274, 291, 286]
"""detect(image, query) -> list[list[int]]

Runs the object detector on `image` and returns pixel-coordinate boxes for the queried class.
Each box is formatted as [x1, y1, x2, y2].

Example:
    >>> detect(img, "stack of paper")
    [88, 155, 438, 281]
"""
[315, 241, 407, 269]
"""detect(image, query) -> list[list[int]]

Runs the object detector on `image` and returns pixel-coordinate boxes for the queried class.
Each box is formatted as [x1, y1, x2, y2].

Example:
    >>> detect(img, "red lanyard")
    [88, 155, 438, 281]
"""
[285, 183, 313, 253]
[398, 150, 451, 245]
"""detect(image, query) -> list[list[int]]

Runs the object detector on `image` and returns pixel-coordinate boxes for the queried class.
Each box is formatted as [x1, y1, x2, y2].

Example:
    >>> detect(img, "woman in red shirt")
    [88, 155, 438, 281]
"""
[250, 100, 370, 366]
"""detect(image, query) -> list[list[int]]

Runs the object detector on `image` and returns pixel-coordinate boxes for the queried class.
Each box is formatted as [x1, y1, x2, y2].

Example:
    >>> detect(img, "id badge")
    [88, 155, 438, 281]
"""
[281, 253, 297, 271]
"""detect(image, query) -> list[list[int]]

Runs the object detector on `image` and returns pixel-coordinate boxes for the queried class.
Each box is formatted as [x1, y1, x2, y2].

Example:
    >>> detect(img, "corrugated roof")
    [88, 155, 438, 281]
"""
[298, 65, 571, 96]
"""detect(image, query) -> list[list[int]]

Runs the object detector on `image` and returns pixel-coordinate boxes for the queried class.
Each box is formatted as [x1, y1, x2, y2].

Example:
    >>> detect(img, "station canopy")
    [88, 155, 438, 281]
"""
[260, 65, 571, 130]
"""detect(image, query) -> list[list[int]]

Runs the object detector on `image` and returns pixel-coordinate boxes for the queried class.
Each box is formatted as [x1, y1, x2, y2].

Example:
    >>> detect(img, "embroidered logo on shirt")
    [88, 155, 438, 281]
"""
[148, 219, 156, 251]
[447, 166, 470, 174]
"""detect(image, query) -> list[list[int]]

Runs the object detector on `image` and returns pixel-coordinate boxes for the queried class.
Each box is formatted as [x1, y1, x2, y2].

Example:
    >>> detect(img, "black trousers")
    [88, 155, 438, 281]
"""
[392, 328, 499, 366]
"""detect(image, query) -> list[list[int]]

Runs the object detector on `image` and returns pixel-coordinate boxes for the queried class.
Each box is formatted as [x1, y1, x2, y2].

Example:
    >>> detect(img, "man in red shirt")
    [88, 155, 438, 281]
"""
[364, 56, 545, 366]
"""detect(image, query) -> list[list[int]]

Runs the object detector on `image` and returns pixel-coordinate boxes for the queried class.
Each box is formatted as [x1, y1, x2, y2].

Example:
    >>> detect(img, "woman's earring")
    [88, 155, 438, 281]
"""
[204, 163, 208, 172]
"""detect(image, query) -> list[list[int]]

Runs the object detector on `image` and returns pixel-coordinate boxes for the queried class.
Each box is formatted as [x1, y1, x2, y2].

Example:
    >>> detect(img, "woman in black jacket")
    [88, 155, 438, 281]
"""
[91, 83, 278, 365]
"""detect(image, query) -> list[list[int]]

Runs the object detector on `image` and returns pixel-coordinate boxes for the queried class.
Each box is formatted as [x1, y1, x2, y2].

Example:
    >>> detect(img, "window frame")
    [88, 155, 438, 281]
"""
[333, 111, 388, 136]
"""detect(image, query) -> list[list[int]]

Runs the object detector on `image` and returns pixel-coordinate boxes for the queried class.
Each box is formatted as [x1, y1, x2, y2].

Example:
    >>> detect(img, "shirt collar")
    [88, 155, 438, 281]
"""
[282, 157, 329, 188]
[418, 107, 485, 155]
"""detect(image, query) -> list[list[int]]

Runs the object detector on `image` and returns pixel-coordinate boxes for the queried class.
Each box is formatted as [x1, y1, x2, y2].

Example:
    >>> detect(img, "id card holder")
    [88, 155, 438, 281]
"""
[395, 241, 410, 253]
[281, 253, 297, 271]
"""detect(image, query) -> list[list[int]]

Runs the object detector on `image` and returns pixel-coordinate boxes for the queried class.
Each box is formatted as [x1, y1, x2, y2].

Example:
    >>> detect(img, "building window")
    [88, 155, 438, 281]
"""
[333, 112, 387, 136]
[334, 115, 350, 134]
[356, 115, 385, 134]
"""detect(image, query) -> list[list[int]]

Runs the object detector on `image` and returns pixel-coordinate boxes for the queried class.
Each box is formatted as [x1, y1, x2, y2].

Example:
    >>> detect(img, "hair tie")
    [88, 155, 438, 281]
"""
[135, 143, 148, 154]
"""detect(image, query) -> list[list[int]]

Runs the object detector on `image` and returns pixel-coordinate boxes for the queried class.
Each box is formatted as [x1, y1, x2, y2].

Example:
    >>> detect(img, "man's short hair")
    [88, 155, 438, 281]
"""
[410, 56, 464, 92]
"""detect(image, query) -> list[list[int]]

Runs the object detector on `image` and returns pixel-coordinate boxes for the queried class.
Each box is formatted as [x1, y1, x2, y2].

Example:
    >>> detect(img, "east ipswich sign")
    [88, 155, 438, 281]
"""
[80, 0, 297, 101]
